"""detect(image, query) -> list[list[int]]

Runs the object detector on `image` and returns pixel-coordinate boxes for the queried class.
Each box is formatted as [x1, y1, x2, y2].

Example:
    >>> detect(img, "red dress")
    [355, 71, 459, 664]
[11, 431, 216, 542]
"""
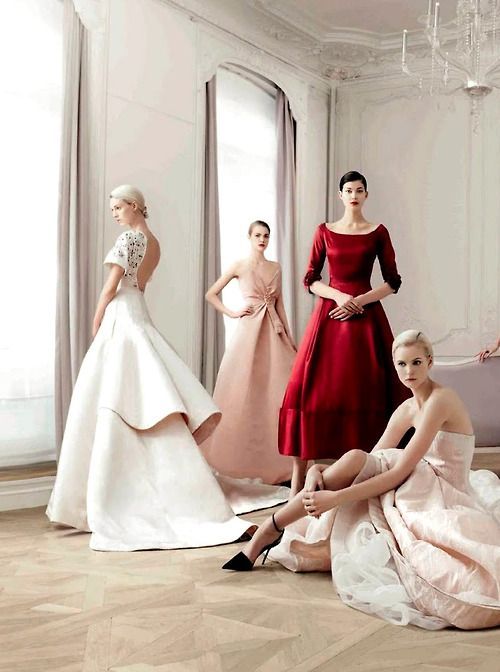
[279, 223, 409, 460]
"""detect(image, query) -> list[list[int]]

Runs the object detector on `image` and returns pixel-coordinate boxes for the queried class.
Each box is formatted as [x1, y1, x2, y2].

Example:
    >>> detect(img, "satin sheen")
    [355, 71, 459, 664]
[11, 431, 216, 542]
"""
[270, 431, 500, 630]
[279, 223, 410, 460]
[47, 231, 288, 550]
[201, 265, 295, 485]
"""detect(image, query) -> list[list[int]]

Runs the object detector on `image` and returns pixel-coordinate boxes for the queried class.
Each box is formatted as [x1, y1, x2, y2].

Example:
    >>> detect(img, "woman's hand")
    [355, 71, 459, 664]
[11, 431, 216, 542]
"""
[304, 464, 324, 492]
[329, 293, 364, 320]
[92, 322, 100, 339]
[302, 490, 338, 518]
[231, 305, 254, 318]
[477, 339, 500, 362]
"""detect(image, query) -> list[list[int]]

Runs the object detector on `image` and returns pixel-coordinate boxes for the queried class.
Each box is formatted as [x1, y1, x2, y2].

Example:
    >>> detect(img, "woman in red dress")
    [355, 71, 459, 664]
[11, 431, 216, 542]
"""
[279, 171, 409, 494]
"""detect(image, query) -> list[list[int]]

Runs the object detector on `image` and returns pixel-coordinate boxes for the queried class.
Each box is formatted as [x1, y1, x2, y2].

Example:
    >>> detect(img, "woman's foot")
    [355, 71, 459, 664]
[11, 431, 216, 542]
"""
[242, 516, 283, 563]
[222, 513, 284, 570]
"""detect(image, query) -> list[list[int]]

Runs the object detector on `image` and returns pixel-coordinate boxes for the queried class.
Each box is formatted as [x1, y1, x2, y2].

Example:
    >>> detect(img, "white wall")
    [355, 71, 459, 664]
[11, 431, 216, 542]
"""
[99, 0, 330, 370]
[333, 76, 500, 358]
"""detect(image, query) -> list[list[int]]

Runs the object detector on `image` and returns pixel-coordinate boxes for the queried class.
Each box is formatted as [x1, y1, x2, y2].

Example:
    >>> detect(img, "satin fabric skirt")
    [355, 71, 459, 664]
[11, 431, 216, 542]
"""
[47, 286, 287, 550]
[201, 304, 295, 485]
[279, 299, 409, 460]
[271, 432, 500, 630]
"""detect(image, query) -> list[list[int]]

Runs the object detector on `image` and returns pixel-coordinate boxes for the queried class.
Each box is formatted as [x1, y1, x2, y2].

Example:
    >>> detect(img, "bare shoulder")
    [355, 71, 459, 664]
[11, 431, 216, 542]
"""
[429, 384, 461, 407]
[226, 258, 247, 277]
[393, 397, 417, 424]
[429, 383, 473, 433]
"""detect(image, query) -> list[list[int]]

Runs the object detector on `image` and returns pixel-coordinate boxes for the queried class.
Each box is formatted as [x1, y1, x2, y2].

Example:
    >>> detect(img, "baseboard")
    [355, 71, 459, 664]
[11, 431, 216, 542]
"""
[0, 476, 55, 512]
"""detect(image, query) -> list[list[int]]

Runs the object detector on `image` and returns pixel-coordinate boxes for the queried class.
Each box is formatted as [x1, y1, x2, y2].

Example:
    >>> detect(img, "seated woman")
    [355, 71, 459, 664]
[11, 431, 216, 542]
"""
[223, 330, 500, 631]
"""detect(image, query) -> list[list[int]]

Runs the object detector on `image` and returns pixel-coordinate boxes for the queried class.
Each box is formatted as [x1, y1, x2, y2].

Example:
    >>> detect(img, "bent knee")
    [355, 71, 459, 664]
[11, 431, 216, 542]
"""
[345, 449, 367, 467]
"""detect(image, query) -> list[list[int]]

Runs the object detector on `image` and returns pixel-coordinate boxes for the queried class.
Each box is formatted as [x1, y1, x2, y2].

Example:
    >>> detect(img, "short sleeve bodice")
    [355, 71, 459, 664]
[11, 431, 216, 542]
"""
[104, 230, 147, 288]
[303, 223, 402, 296]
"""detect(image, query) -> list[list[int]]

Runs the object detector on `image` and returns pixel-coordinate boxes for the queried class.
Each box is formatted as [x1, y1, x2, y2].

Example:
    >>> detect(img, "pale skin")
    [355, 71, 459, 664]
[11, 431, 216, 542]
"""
[205, 224, 295, 346]
[291, 179, 398, 495]
[476, 335, 500, 362]
[238, 340, 473, 564]
[92, 197, 161, 338]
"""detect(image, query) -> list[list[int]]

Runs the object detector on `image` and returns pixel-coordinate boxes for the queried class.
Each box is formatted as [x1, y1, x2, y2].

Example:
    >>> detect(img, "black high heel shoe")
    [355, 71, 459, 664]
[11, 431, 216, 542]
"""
[222, 513, 284, 571]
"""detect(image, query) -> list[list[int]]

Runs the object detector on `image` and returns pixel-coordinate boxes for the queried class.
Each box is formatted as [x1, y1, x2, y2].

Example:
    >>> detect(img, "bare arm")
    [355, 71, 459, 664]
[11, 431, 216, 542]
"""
[356, 282, 395, 306]
[335, 394, 449, 505]
[329, 281, 394, 320]
[205, 263, 252, 319]
[306, 402, 413, 487]
[92, 265, 124, 337]
[477, 334, 500, 362]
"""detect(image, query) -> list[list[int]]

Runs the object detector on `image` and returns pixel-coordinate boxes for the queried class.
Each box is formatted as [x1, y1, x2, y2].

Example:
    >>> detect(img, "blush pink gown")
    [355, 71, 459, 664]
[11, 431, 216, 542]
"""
[270, 430, 500, 630]
[201, 265, 296, 488]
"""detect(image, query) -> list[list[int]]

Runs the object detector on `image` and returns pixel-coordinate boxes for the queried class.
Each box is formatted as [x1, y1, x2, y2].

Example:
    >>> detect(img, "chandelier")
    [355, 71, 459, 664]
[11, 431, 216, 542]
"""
[402, 1, 500, 128]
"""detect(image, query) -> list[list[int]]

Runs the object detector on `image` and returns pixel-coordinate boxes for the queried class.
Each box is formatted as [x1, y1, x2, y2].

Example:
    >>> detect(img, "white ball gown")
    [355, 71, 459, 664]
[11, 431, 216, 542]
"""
[47, 229, 288, 551]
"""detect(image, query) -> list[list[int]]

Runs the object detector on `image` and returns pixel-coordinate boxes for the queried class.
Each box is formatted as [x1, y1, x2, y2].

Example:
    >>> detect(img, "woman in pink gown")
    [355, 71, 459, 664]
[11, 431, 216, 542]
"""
[222, 330, 500, 631]
[201, 221, 296, 488]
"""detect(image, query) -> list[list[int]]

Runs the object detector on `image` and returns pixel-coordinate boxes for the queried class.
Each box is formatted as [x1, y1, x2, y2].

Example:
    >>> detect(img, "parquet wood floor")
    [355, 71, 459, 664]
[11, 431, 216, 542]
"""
[1, 506, 499, 672]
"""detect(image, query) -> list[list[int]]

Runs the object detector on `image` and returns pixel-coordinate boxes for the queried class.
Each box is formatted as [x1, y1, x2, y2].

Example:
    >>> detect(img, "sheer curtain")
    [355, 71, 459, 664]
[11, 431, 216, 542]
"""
[216, 67, 278, 346]
[0, 0, 63, 466]
[200, 76, 225, 393]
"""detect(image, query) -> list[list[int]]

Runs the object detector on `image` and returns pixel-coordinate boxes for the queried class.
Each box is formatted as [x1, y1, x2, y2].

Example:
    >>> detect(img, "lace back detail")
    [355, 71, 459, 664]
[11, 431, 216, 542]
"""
[104, 230, 147, 288]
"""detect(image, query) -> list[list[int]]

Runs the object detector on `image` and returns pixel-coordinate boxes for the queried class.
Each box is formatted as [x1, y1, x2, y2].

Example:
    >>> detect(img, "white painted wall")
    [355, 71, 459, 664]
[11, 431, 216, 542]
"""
[101, 0, 330, 370]
[333, 76, 500, 358]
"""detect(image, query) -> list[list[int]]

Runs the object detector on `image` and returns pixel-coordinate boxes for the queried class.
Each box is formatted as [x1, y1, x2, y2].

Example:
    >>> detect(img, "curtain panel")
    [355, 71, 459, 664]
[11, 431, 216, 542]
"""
[54, 0, 92, 455]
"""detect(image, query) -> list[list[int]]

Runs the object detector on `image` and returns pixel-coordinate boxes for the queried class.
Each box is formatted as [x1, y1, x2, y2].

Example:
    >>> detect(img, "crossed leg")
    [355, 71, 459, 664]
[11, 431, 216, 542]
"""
[241, 449, 368, 563]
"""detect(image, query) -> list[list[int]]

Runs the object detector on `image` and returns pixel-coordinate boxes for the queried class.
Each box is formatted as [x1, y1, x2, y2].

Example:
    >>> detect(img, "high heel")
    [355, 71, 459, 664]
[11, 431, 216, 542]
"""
[222, 513, 284, 571]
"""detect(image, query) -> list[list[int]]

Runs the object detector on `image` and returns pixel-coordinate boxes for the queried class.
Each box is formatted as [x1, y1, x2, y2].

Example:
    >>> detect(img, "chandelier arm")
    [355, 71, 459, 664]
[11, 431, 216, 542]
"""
[484, 58, 500, 79]
[432, 46, 472, 79]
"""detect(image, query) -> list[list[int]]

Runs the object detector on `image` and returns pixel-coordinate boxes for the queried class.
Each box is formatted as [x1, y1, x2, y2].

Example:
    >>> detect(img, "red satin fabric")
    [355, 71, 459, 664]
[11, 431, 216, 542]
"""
[279, 223, 409, 460]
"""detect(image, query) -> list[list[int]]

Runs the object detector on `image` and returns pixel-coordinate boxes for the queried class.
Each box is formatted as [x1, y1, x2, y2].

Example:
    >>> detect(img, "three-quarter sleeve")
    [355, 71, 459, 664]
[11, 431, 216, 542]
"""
[377, 225, 402, 293]
[303, 225, 326, 293]
[104, 232, 129, 272]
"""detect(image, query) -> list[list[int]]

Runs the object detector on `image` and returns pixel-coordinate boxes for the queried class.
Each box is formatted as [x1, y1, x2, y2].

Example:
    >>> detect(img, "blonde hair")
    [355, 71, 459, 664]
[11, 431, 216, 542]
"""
[392, 329, 434, 359]
[109, 184, 148, 218]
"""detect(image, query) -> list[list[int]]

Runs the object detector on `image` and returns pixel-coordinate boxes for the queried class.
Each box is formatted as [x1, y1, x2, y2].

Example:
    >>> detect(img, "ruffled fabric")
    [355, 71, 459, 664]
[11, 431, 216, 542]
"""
[271, 432, 500, 630]
[332, 523, 448, 629]
[46, 282, 263, 549]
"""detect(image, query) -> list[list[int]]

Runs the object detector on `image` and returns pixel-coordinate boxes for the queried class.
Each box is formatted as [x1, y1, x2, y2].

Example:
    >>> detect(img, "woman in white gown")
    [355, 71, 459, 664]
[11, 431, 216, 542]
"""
[222, 330, 500, 630]
[47, 185, 285, 551]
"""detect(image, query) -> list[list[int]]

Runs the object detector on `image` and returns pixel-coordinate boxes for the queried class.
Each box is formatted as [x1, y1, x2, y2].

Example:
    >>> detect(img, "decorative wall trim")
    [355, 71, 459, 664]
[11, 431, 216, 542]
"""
[332, 72, 499, 356]
[0, 477, 54, 512]
[0, 451, 56, 469]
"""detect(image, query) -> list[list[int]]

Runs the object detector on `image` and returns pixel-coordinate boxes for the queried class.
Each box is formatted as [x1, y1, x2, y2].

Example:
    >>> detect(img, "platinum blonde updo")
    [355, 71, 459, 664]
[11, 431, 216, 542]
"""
[392, 329, 434, 359]
[109, 184, 148, 218]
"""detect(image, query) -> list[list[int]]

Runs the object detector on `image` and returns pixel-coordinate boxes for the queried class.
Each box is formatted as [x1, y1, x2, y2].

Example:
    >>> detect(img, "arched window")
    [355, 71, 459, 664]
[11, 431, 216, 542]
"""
[216, 65, 279, 345]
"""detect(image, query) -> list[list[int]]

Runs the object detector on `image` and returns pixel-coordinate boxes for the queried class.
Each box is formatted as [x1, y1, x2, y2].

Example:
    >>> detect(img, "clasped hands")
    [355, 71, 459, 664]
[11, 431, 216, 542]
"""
[302, 465, 338, 518]
[329, 293, 364, 321]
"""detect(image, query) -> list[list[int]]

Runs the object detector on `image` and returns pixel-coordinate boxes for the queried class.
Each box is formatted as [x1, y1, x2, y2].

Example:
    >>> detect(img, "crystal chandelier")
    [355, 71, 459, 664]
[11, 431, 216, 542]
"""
[402, 1, 500, 128]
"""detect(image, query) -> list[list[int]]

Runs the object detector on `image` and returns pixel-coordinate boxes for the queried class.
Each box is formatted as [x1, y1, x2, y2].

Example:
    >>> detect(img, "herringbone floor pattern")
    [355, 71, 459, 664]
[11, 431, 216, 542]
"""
[1, 506, 499, 672]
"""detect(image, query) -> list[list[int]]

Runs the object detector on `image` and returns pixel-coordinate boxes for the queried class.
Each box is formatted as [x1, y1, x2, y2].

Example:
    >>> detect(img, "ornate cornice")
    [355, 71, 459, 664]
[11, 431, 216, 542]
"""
[160, 0, 453, 82]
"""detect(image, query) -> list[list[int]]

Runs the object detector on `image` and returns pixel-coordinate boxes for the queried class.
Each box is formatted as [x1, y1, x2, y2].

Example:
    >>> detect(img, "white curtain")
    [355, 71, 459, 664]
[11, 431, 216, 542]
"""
[0, 0, 63, 466]
[54, 0, 94, 455]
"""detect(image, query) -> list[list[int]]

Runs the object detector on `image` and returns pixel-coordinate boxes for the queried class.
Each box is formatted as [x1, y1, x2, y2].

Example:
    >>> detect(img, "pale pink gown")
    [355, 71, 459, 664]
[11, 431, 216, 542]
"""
[201, 265, 296, 487]
[270, 430, 500, 630]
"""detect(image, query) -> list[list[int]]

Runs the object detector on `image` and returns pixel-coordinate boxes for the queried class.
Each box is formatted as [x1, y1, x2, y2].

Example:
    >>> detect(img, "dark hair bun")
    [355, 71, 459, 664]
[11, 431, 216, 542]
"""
[339, 170, 367, 192]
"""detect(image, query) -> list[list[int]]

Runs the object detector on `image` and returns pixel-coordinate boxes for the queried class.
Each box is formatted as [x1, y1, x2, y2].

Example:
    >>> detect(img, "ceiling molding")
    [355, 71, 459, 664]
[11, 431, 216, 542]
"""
[162, 0, 456, 82]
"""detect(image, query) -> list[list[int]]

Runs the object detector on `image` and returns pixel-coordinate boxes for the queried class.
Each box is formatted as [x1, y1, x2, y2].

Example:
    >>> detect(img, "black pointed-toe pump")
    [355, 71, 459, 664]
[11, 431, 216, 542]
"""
[222, 513, 284, 571]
